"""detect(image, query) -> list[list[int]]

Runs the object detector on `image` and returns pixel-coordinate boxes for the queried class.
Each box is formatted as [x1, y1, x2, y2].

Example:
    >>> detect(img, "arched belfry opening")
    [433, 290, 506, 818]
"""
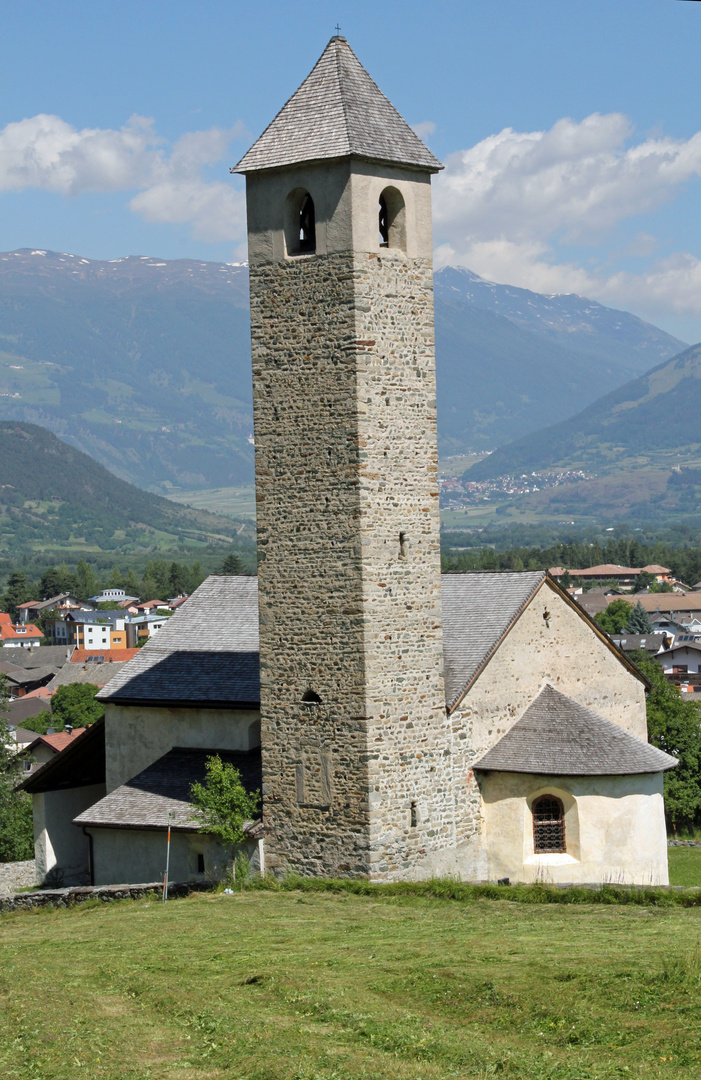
[378, 186, 406, 251]
[285, 188, 316, 256]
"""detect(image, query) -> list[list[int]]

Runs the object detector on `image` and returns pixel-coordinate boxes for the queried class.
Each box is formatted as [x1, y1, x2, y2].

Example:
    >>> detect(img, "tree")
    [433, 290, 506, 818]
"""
[123, 569, 141, 598]
[169, 562, 188, 595]
[220, 553, 244, 575]
[0, 675, 34, 862]
[2, 571, 31, 621]
[630, 651, 701, 832]
[634, 570, 655, 593]
[50, 684, 104, 731]
[74, 559, 97, 602]
[190, 756, 260, 880]
[139, 576, 161, 602]
[626, 601, 654, 634]
[39, 566, 64, 599]
[594, 599, 632, 635]
[109, 567, 124, 589]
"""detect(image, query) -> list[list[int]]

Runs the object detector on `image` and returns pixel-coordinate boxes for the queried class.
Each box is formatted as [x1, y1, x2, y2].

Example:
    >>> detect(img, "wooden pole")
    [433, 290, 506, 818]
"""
[163, 821, 172, 903]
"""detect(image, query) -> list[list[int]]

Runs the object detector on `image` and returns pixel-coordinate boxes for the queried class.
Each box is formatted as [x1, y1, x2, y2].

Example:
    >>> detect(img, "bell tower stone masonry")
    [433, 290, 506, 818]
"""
[234, 36, 452, 879]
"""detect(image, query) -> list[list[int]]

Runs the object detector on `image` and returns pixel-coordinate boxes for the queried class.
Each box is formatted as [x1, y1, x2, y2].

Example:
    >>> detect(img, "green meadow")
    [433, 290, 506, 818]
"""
[2, 876, 701, 1080]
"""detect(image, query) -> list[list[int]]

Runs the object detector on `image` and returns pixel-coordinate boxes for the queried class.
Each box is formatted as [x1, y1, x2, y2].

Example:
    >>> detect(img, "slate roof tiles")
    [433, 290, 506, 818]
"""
[234, 37, 442, 175]
[97, 576, 259, 707]
[473, 685, 677, 776]
[74, 747, 262, 832]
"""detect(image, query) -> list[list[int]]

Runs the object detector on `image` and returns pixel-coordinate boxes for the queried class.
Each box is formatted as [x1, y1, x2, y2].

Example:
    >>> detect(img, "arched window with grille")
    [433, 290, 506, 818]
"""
[532, 794, 566, 854]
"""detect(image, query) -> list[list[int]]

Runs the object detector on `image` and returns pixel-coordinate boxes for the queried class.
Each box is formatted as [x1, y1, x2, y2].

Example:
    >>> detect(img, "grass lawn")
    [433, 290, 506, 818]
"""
[668, 845, 701, 887]
[2, 888, 701, 1080]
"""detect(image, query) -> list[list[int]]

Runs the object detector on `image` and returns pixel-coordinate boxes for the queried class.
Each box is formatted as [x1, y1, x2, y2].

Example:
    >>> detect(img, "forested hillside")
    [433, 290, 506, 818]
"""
[469, 343, 701, 481]
[0, 422, 254, 558]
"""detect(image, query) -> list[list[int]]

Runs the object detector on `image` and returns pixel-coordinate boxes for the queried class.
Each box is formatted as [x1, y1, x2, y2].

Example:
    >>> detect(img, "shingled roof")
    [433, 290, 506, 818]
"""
[441, 571, 546, 712]
[97, 571, 639, 713]
[473, 685, 678, 776]
[74, 747, 262, 832]
[96, 576, 259, 707]
[234, 36, 442, 175]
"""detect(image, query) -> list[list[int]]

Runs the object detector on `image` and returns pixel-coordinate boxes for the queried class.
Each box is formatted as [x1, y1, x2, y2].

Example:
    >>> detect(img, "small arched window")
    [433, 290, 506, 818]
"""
[298, 194, 316, 253]
[379, 193, 389, 246]
[532, 795, 565, 854]
[378, 186, 406, 251]
[284, 188, 316, 256]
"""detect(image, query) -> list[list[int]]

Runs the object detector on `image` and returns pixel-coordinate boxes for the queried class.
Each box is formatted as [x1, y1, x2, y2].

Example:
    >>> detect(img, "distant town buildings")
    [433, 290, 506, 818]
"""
[549, 564, 673, 589]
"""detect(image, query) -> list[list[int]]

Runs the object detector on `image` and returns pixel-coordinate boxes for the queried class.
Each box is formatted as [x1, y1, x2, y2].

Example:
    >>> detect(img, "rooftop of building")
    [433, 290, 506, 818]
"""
[17, 718, 105, 795]
[98, 571, 639, 713]
[73, 746, 262, 833]
[0, 613, 43, 640]
[26, 728, 87, 755]
[234, 36, 442, 175]
[473, 685, 677, 776]
[549, 564, 671, 578]
[70, 649, 139, 664]
[97, 576, 259, 708]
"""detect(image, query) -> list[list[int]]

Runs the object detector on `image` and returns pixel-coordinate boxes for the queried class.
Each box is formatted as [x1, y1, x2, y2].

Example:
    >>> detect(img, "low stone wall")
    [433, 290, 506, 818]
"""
[0, 860, 37, 895]
[0, 880, 211, 913]
[668, 839, 701, 847]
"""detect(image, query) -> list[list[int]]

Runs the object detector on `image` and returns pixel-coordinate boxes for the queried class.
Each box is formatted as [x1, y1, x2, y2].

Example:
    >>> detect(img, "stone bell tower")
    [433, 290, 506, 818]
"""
[234, 36, 452, 880]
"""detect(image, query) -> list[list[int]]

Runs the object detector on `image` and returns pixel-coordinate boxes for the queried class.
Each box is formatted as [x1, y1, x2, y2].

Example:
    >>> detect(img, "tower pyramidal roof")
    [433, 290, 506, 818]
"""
[234, 36, 443, 175]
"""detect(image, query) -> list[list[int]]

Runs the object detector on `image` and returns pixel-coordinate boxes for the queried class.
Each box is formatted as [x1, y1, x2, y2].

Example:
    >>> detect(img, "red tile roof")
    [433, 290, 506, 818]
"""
[29, 727, 86, 753]
[22, 686, 54, 699]
[70, 648, 139, 664]
[0, 613, 43, 641]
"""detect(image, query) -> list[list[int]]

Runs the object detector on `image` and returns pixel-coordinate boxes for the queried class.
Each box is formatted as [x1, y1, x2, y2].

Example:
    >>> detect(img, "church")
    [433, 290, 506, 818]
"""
[22, 37, 676, 887]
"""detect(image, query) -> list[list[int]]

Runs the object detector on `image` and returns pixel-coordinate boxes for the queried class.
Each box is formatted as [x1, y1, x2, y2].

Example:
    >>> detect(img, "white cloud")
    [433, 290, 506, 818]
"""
[433, 112, 701, 318]
[130, 179, 245, 243]
[0, 113, 247, 244]
[411, 120, 436, 140]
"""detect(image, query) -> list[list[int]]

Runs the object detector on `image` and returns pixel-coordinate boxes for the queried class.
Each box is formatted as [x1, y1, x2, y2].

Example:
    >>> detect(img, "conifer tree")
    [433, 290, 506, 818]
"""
[626, 601, 654, 634]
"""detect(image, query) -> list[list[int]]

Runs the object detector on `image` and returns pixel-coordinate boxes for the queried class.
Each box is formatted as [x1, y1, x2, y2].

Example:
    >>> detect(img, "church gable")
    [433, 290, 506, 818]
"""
[454, 575, 649, 773]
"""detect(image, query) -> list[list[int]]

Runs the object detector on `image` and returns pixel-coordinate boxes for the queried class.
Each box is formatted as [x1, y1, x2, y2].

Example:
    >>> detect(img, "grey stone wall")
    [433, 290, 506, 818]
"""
[250, 249, 449, 880]
[0, 880, 209, 913]
[0, 860, 37, 895]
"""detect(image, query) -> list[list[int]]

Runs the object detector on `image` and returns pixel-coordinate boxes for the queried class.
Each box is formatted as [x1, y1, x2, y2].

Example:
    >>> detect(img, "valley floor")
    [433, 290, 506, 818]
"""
[2, 879, 700, 1079]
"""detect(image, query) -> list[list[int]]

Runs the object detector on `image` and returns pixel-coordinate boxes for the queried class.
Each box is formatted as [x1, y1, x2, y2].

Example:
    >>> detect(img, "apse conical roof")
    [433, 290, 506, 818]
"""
[234, 36, 442, 174]
[473, 684, 678, 776]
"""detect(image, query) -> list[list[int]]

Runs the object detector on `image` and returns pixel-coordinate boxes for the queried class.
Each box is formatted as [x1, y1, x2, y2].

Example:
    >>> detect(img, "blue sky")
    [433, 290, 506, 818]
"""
[2, 0, 701, 340]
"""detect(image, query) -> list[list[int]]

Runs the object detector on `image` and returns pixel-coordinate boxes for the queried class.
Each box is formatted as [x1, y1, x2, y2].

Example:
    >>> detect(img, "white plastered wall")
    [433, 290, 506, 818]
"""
[33, 783, 106, 885]
[86, 828, 261, 887]
[443, 579, 652, 881]
[460, 580, 648, 752]
[478, 770, 669, 885]
[104, 704, 261, 792]
[245, 157, 432, 264]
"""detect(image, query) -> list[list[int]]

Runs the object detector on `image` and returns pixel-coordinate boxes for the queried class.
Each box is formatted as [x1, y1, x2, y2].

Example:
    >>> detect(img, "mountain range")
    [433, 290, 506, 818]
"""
[463, 342, 701, 522]
[470, 342, 701, 481]
[0, 250, 686, 492]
